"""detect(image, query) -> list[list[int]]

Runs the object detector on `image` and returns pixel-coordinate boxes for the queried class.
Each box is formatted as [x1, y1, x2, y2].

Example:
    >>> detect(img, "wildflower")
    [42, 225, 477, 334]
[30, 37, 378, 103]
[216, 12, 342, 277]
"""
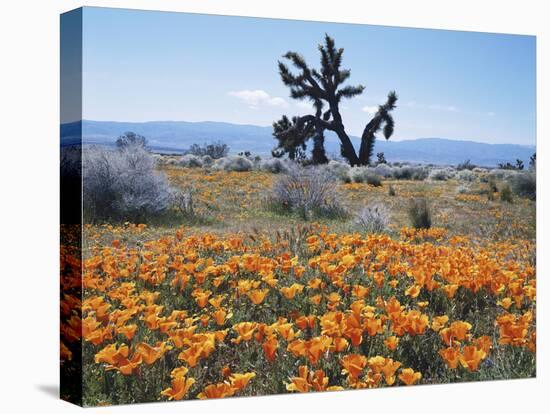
[398, 368, 422, 385]
[439, 347, 460, 369]
[459, 345, 486, 371]
[384, 336, 399, 351]
[247, 289, 269, 305]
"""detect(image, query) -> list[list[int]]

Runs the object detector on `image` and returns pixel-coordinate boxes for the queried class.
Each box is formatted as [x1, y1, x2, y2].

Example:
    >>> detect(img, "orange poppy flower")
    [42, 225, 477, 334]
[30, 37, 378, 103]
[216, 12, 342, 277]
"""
[161, 373, 195, 400]
[439, 347, 460, 369]
[263, 336, 279, 362]
[197, 382, 235, 399]
[398, 368, 422, 385]
[231, 322, 258, 344]
[459, 345, 486, 372]
[247, 289, 269, 305]
[341, 354, 367, 379]
[229, 372, 256, 391]
[384, 336, 399, 351]
[280, 283, 304, 300]
[136, 341, 171, 365]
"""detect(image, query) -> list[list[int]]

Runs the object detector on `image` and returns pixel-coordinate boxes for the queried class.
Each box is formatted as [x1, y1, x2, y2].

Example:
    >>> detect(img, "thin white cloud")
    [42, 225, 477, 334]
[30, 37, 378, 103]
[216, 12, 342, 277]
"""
[228, 89, 288, 108]
[361, 105, 378, 114]
[406, 101, 459, 113]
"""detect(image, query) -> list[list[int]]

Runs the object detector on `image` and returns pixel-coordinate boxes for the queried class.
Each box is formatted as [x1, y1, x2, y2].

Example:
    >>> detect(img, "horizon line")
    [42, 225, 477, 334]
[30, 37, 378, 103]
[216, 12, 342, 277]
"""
[64, 118, 536, 147]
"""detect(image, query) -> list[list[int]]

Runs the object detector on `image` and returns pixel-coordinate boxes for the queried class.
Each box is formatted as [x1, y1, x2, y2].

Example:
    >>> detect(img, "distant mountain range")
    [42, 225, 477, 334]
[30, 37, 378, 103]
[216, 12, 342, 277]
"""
[61, 120, 535, 167]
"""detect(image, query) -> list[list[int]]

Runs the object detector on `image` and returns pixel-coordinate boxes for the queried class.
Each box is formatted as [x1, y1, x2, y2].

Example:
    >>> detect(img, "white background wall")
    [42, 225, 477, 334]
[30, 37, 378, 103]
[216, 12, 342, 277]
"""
[0, 1, 547, 413]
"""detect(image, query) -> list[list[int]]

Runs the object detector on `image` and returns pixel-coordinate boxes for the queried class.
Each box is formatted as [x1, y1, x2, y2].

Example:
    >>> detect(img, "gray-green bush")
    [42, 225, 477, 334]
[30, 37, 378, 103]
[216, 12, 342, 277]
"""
[355, 203, 390, 233]
[83, 144, 172, 222]
[267, 166, 346, 220]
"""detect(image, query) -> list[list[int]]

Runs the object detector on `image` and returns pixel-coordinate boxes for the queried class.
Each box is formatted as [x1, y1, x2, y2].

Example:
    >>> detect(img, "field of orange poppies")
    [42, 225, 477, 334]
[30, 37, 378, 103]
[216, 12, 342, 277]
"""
[60, 166, 536, 406]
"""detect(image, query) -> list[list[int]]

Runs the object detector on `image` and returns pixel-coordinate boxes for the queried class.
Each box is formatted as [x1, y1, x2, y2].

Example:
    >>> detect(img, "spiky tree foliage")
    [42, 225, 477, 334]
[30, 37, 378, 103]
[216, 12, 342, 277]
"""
[516, 159, 525, 170]
[277, 34, 397, 166]
[272, 115, 310, 160]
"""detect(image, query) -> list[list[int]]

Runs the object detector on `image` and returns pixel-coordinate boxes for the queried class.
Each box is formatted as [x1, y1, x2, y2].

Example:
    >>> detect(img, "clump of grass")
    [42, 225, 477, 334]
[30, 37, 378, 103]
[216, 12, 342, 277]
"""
[388, 184, 396, 196]
[499, 183, 513, 203]
[408, 198, 432, 229]
[354, 203, 390, 234]
[267, 166, 347, 220]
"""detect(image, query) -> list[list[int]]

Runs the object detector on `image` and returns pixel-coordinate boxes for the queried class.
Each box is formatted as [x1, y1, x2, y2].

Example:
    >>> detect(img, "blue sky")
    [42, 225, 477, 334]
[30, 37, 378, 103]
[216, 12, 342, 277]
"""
[80, 7, 536, 145]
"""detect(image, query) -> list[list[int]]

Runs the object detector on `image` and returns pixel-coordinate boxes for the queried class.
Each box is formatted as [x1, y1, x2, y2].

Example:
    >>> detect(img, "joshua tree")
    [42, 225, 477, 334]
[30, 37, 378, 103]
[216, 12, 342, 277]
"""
[272, 115, 310, 160]
[376, 152, 387, 165]
[276, 34, 397, 166]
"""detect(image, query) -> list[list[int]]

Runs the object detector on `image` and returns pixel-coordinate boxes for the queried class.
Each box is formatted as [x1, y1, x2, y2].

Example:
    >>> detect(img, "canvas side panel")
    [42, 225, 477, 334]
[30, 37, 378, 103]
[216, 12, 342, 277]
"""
[60, 7, 83, 407]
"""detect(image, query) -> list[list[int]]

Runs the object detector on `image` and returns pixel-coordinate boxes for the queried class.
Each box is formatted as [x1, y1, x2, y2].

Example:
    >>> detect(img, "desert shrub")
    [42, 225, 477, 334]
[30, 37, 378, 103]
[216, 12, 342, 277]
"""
[393, 165, 428, 181]
[456, 170, 476, 182]
[392, 166, 412, 180]
[179, 154, 203, 168]
[171, 186, 195, 217]
[510, 172, 536, 200]
[83, 144, 172, 222]
[185, 141, 229, 159]
[267, 166, 346, 220]
[355, 203, 390, 233]
[489, 169, 518, 181]
[457, 159, 475, 170]
[115, 131, 147, 149]
[429, 168, 452, 181]
[366, 173, 382, 187]
[326, 160, 351, 182]
[408, 198, 432, 229]
[472, 167, 488, 173]
[212, 155, 253, 172]
[348, 166, 369, 183]
[348, 167, 382, 186]
[388, 184, 396, 196]
[372, 163, 394, 178]
[258, 158, 291, 174]
[499, 183, 513, 203]
[201, 155, 214, 167]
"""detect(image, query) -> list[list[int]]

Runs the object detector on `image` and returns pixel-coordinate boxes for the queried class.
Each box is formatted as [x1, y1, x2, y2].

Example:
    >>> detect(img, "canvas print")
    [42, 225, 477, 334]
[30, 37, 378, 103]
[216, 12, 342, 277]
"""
[60, 7, 536, 407]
